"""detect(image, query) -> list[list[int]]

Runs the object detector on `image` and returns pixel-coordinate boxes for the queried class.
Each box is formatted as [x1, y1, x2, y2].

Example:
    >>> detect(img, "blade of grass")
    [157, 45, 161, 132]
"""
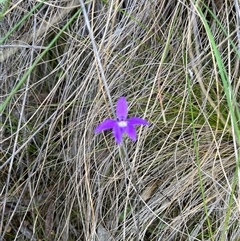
[200, 1, 240, 59]
[0, 8, 82, 115]
[0, 0, 10, 21]
[194, 2, 240, 240]
[186, 59, 214, 240]
[78, 0, 115, 115]
[0, 0, 46, 44]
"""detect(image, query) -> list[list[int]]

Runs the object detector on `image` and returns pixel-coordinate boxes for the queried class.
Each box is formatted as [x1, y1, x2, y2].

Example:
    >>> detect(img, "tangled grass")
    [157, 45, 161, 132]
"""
[0, 0, 240, 240]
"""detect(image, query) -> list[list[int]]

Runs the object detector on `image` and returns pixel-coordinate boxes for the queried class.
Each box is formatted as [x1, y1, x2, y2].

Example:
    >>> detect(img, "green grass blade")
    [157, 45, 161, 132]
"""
[0, 8, 81, 114]
[0, 0, 46, 44]
[195, 3, 240, 240]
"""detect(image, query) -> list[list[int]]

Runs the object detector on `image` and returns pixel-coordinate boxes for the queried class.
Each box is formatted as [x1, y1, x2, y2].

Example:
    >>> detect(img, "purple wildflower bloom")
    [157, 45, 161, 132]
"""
[95, 97, 149, 144]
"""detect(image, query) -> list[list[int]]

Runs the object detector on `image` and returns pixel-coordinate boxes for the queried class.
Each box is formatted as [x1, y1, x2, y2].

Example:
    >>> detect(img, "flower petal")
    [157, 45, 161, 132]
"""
[128, 117, 149, 126]
[95, 119, 117, 133]
[125, 125, 137, 141]
[113, 126, 124, 144]
[116, 97, 128, 120]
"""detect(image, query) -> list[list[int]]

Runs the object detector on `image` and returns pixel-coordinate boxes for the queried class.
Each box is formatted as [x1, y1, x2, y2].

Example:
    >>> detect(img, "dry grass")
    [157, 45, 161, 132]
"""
[0, 0, 240, 240]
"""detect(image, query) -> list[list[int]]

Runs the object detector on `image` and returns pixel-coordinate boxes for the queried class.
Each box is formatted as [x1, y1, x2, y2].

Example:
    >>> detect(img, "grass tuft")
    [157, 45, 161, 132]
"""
[0, 0, 240, 240]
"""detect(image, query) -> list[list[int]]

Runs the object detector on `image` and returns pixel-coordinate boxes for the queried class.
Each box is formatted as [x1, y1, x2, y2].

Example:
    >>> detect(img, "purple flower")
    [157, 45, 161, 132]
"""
[95, 97, 149, 144]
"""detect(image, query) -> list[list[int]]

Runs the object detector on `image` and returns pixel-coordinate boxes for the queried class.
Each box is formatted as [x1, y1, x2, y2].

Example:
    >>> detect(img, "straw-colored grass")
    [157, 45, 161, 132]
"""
[0, 0, 240, 240]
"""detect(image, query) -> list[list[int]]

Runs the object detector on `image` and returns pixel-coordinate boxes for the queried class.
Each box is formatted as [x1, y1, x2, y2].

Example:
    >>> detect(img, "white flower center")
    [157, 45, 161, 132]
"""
[118, 121, 127, 127]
